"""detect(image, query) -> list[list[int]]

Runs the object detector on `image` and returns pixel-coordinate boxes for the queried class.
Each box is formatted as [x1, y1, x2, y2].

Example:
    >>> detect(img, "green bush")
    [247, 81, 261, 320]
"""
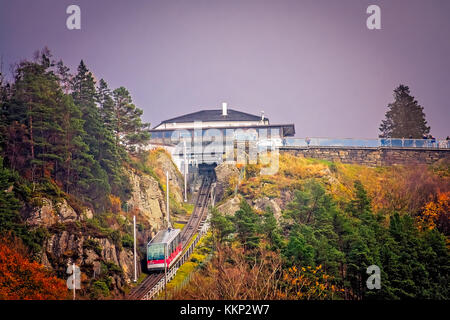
[105, 261, 123, 275]
[121, 233, 133, 249]
[84, 239, 102, 256]
[92, 280, 110, 297]
[108, 230, 121, 248]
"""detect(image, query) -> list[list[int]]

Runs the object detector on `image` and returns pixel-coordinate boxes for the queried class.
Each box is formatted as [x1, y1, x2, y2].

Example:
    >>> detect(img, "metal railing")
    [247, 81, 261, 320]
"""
[166, 251, 214, 300]
[142, 266, 178, 300]
[150, 219, 211, 300]
[282, 138, 450, 149]
[142, 186, 213, 300]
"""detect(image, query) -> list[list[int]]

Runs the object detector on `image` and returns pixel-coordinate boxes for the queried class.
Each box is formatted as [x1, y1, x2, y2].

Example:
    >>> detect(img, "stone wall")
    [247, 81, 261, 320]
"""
[280, 146, 450, 167]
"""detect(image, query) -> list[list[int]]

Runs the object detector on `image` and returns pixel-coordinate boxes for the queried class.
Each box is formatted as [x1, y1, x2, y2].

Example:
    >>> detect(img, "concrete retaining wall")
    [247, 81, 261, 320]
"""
[280, 147, 450, 167]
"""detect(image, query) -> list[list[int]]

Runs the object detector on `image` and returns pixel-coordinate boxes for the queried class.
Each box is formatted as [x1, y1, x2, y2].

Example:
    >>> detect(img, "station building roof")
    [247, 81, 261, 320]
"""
[154, 108, 267, 129]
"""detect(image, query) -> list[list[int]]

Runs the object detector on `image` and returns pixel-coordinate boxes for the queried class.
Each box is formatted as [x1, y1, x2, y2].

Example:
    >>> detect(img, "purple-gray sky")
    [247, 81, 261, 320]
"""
[1, 0, 449, 138]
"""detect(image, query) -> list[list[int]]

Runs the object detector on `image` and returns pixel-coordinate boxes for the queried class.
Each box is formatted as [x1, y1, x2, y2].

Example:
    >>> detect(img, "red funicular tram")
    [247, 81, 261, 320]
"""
[147, 228, 182, 271]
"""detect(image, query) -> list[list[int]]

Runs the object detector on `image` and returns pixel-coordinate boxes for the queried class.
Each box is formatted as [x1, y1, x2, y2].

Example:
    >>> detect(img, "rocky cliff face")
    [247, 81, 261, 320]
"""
[19, 151, 183, 298]
[43, 229, 135, 295]
[125, 149, 185, 229]
[214, 162, 290, 219]
[214, 163, 239, 202]
[21, 197, 137, 297]
[127, 168, 167, 231]
[21, 198, 83, 226]
[152, 150, 184, 203]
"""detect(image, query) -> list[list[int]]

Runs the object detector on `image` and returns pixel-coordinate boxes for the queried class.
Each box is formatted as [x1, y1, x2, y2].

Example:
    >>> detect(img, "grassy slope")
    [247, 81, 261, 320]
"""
[235, 153, 449, 218]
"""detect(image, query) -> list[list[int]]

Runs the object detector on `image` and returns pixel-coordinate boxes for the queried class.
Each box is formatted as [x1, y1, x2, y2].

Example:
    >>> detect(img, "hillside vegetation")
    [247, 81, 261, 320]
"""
[177, 154, 449, 300]
[0, 49, 188, 299]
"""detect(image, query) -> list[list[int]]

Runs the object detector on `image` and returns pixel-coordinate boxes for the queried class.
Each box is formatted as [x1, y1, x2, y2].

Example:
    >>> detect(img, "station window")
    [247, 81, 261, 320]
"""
[151, 132, 162, 139]
[164, 131, 172, 138]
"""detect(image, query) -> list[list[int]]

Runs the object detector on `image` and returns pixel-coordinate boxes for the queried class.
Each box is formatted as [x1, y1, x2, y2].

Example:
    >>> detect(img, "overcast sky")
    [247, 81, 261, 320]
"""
[1, 0, 449, 138]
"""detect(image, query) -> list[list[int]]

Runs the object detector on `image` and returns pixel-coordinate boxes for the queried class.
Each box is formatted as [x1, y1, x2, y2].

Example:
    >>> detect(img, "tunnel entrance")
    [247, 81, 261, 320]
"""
[198, 163, 217, 179]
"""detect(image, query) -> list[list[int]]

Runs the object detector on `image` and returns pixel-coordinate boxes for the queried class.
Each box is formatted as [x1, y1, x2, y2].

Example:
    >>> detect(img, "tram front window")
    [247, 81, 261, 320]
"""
[148, 243, 165, 261]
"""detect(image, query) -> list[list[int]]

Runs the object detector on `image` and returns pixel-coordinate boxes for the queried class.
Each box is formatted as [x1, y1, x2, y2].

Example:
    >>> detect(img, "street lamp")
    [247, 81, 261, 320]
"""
[133, 214, 137, 283]
[184, 140, 188, 202]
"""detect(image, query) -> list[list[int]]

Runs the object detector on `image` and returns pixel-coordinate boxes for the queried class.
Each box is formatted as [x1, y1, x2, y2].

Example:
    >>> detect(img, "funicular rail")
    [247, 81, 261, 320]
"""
[127, 173, 213, 300]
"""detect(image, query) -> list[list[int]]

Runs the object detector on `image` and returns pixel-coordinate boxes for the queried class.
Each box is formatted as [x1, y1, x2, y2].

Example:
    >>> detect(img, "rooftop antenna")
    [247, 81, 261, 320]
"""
[166, 171, 171, 228]
[261, 111, 265, 122]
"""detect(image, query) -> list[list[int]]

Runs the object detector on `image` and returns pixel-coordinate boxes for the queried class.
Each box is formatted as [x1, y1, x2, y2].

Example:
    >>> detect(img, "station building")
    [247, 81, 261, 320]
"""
[148, 102, 295, 168]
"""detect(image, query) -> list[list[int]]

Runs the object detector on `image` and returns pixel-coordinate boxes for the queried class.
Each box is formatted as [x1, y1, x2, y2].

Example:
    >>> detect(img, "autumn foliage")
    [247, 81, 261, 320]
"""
[0, 237, 67, 300]
[418, 191, 450, 235]
[109, 194, 122, 214]
[173, 245, 282, 300]
[278, 265, 341, 300]
[203, 156, 450, 300]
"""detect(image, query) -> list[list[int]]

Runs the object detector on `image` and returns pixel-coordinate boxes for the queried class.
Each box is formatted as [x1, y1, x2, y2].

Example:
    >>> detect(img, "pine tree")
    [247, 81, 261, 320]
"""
[96, 79, 131, 200]
[71, 60, 111, 204]
[284, 180, 335, 226]
[96, 79, 115, 131]
[379, 85, 430, 138]
[234, 199, 260, 250]
[6, 53, 73, 185]
[210, 207, 235, 245]
[111, 87, 150, 152]
[0, 157, 21, 233]
[261, 207, 283, 250]
[284, 226, 315, 266]
[55, 60, 72, 94]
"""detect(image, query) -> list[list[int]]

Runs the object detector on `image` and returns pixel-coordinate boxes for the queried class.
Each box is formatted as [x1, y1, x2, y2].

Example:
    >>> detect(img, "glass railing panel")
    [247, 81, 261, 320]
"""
[280, 138, 449, 149]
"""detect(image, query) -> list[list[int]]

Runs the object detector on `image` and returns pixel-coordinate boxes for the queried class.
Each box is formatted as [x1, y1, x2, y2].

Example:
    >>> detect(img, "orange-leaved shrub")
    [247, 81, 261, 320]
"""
[0, 236, 68, 300]
[417, 191, 449, 235]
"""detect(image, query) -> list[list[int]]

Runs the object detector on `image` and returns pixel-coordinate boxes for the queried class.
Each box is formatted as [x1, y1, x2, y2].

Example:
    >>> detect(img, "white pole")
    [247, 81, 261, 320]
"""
[166, 171, 170, 228]
[133, 215, 137, 282]
[72, 262, 76, 300]
[184, 140, 188, 202]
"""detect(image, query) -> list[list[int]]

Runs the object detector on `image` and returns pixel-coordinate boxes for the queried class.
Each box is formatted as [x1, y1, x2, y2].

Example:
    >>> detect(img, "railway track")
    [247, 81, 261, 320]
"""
[127, 174, 213, 300]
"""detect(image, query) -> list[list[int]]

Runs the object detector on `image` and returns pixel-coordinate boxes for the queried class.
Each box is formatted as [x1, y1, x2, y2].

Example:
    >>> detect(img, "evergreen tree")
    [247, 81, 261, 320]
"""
[96, 79, 115, 132]
[420, 229, 450, 299]
[381, 213, 449, 299]
[379, 85, 430, 138]
[55, 60, 72, 94]
[210, 207, 235, 245]
[261, 207, 283, 250]
[4, 53, 85, 188]
[71, 60, 111, 205]
[6, 59, 52, 185]
[284, 225, 315, 266]
[3, 54, 99, 202]
[347, 180, 371, 216]
[95, 79, 131, 200]
[0, 156, 21, 233]
[233, 199, 260, 250]
[72, 60, 103, 160]
[284, 180, 335, 226]
[0, 156, 46, 254]
[111, 87, 150, 152]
